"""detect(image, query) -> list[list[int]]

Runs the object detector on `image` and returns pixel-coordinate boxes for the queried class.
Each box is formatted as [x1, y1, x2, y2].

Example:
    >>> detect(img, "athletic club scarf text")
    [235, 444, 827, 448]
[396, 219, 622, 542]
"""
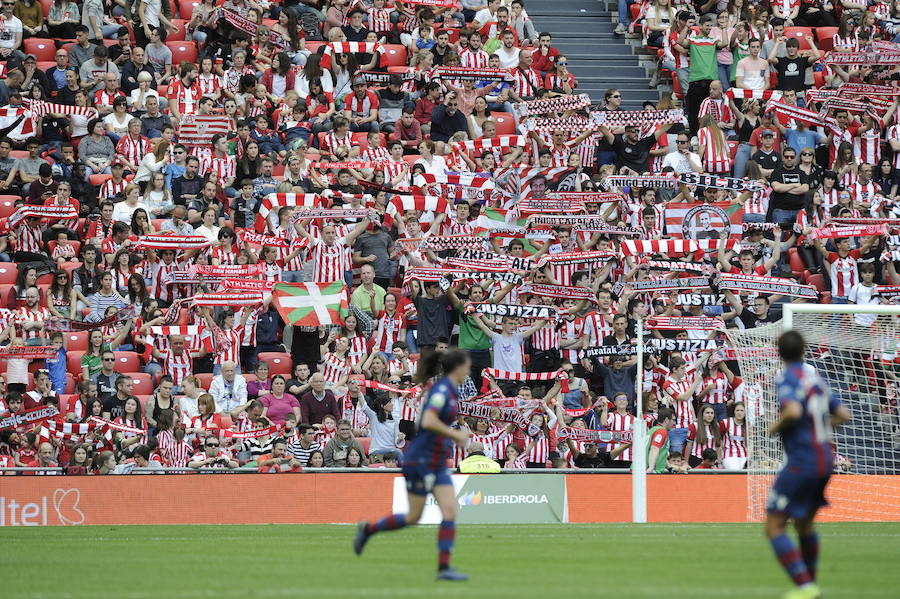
[291, 207, 374, 220]
[221, 279, 276, 292]
[556, 426, 633, 443]
[193, 264, 265, 278]
[0, 405, 60, 430]
[456, 400, 537, 434]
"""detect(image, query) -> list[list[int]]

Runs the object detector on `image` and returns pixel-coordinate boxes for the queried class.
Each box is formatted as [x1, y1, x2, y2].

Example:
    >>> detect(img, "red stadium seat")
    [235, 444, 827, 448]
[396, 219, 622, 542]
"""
[783, 27, 813, 50]
[807, 273, 826, 293]
[60, 262, 82, 275]
[492, 112, 517, 135]
[195, 372, 214, 390]
[788, 248, 806, 278]
[127, 373, 154, 395]
[59, 393, 79, 415]
[629, 3, 640, 20]
[67, 350, 86, 376]
[9, 150, 28, 159]
[258, 352, 292, 375]
[381, 45, 408, 67]
[65, 373, 76, 394]
[816, 27, 837, 52]
[39, 0, 52, 17]
[0, 264, 17, 284]
[402, 154, 420, 165]
[114, 351, 142, 373]
[169, 19, 188, 41]
[37, 61, 55, 72]
[0, 196, 17, 218]
[65, 332, 89, 351]
[166, 41, 198, 64]
[178, 0, 200, 18]
[358, 436, 372, 455]
[23, 39, 56, 62]
[351, 131, 370, 149]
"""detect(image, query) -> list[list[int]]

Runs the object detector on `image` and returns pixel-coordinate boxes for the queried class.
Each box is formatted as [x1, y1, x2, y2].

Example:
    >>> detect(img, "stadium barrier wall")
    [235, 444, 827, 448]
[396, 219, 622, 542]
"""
[2, 473, 896, 526]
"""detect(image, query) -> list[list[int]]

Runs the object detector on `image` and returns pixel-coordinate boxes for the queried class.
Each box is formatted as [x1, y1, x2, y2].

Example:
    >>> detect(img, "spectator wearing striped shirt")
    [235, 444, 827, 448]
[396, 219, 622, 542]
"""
[287, 424, 322, 465]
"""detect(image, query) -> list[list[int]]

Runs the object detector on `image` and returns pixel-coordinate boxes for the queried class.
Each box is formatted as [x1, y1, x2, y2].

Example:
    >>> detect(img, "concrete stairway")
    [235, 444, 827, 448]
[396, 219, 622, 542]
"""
[527, 0, 667, 109]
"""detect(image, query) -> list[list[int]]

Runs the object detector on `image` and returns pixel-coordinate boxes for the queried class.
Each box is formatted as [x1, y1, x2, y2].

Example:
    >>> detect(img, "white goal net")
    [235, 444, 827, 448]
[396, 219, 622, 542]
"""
[726, 306, 900, 522]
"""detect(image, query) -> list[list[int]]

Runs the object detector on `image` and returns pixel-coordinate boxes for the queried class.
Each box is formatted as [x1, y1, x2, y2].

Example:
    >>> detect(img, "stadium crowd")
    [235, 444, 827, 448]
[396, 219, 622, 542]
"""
[0, 0, 895, 477]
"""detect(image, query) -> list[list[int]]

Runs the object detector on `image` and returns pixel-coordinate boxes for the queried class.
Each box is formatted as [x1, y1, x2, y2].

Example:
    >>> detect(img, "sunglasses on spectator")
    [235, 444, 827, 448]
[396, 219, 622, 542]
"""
[206, 443, 220, 448]
[610, 94, 621, 98]
[557, 61, 568, 65]
[103, 357, 115, 362]
[677, 139, 689, 143]
[801, 152, 813, 156]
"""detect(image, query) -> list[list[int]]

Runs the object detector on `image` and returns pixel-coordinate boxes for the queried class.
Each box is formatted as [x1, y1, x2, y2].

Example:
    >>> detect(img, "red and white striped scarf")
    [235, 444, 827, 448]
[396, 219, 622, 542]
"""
[518, 198, 586, 214]
[416, 172, 493, 189]
[537, 250, 616, 267]
[191, 293, 265, 307]
[291, 207, 373, 220]
[824, 52, 900, 65]
[0, 346, 58, 359]
[37, 420, 100, 445]
[434, 66, 512, 82]
[321, 42, 383, 69]
[605, 175, 679, 189]
[353, 377, 422, 395]
[724, 89, 783, 101]
[7, 205, 78, 228]
[90, 416, 145, 435]
[238, 230, 290, 248]
[454, 136, 525, 155]
[221, 279, 276, 291]
[419, 235, 486, 251]
[716, 273, 818, 298]
[193, 264, 265, 278]
[312, 160, 392, 170]
[402, 267, 467, 285]
[808, 223, 889, 239]
[483, 368, 564, 381]
[592, 108, 685, 128]
[149, 325, 202, 337]
[512, 93, 592, 118]
[133, 234, 212, 250]
[255, 193, 325, 232]
[523, 116, 593, 134]
[519, 283, 597, 303]
[386, 194, 448, 218]
[621, 238, 736, 257]
[765, 100, 839, 133]
[647, 316, 725, 331]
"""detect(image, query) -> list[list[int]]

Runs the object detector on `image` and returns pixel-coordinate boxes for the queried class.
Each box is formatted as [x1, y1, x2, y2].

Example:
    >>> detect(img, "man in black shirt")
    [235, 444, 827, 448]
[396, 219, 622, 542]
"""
[724, 291, 781, 329]
[171, 156, 202, 207]
[767, 36, 821, 93]
[768, 147, 809, 224]
[93, 352, 123, 408]
[752, 129, 780, 177]
[568, 440, 631, 468]
[598, 121, 672, 174]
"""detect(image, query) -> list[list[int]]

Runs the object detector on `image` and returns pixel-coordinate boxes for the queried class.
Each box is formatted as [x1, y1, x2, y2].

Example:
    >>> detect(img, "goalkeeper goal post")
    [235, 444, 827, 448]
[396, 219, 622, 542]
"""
[726, 303, 900, 522]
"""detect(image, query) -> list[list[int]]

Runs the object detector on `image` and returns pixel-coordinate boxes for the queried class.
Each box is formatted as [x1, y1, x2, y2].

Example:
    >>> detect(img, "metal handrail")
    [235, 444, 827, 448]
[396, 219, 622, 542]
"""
[0, 467, 751, 475]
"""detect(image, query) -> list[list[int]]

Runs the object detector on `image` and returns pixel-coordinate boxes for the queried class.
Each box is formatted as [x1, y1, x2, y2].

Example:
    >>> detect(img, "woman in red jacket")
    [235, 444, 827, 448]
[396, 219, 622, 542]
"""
[261, 52, 299, 102]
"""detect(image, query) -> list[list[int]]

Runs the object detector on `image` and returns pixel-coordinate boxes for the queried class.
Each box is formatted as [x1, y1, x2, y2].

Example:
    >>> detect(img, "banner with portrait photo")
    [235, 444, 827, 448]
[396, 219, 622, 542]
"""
[493, 167, 580, 205]
[664, 202, 743, 240]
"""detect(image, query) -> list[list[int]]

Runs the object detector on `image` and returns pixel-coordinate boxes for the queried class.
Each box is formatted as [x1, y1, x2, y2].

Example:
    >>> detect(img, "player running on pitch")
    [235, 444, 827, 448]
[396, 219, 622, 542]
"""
[354, 349, 472, 581]
[766, 330, 851, 599]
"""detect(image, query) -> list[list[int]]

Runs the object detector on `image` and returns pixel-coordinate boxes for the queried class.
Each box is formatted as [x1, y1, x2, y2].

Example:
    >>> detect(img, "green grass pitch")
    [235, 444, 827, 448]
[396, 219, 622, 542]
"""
[4, 523, 898, 598]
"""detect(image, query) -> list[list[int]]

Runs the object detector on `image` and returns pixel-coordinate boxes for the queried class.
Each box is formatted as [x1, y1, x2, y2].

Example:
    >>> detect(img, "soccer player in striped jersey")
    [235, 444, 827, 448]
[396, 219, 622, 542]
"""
[355, 349, 471, 581]
[766, 331, 851, 599]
